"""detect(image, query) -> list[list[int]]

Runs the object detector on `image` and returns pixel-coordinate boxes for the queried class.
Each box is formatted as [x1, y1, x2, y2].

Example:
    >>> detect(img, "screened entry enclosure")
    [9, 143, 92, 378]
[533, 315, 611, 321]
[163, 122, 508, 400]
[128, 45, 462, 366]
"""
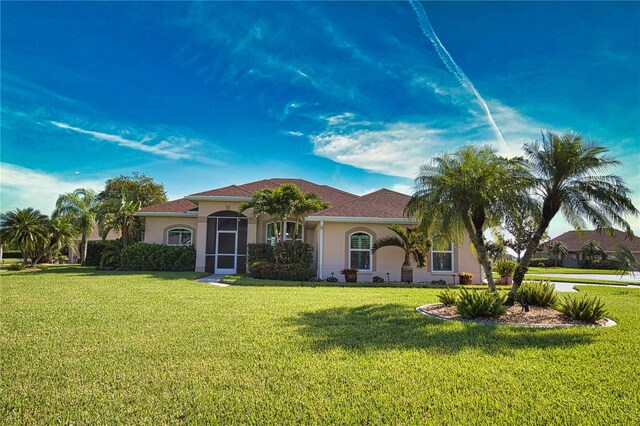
[204, 211, 248, 274]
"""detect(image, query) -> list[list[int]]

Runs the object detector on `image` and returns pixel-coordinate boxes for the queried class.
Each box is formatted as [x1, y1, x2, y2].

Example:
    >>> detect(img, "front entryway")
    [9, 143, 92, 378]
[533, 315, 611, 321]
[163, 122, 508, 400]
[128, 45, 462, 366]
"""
[205, 211, 248, 274]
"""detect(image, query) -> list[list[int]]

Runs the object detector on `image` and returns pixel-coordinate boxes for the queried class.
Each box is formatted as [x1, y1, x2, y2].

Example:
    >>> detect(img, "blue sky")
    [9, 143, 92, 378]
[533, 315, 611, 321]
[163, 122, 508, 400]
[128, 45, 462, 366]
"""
[2, 1, 639, 237]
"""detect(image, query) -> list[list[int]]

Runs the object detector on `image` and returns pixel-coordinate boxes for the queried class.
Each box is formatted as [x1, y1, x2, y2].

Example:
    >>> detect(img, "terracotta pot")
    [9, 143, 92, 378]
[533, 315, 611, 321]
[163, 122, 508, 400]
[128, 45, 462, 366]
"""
[459, 276, 472, 285]
[344, 273, 357, 283]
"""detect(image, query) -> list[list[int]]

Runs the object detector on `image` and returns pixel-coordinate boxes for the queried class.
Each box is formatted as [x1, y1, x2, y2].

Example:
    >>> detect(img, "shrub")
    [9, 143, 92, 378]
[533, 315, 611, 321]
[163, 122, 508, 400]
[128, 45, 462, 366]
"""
[100, 243, 123, 269]
[2, 250, 23, 259]
[326, 276, 338, 283]
[531, 257, 556, 267]
[494, 259, 518, 276]
[583, 259, 618, 270]
[247, 243, 274, 264]
[455, 288, 507, 319]
[273, 241, 313, 268]
[438, 289, 459, 305]
[121, 243, 196, 271]
[372, 276, 385, 283]
[516, 280, 558, 307]
[249, 261, 279, 280]
[277, 263, 314, 281]
[6, 262, 25, 271]
[557, 295, 608, 323]
[85, 240, 122, 266]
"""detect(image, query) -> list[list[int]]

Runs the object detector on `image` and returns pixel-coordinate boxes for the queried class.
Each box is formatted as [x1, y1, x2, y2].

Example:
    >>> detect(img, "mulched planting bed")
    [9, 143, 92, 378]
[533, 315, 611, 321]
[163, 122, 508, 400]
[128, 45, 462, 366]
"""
[418, 303, 614, 327]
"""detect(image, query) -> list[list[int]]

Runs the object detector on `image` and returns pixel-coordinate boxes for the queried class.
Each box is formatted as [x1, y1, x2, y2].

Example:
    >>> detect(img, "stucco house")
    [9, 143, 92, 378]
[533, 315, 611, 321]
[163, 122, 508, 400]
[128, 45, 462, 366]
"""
[136, 178, 482, 282]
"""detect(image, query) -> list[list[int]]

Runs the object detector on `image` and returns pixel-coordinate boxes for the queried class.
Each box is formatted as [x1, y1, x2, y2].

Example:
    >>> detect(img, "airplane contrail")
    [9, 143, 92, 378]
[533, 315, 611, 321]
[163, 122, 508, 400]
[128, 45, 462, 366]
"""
[408, 0, 509, 153]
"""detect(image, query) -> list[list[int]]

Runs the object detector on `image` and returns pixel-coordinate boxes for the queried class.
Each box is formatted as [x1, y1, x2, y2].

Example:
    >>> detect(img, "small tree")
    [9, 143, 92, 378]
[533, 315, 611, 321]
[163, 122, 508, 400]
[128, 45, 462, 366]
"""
[0, 208, 49, 264]
[581, 240, 605, 264]
[53, 188, 100, 264]
[548, 241, 569, 267]
[371, 225, 430, 283]
[97, 193, 141, 248]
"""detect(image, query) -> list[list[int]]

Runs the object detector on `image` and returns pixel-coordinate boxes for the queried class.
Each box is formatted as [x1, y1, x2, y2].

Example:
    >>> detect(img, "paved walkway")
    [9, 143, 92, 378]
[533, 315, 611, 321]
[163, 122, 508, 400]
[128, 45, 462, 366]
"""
[550, 281, 640, 293]
[196, 274, 230, 287]
[534, 273, 640, 283]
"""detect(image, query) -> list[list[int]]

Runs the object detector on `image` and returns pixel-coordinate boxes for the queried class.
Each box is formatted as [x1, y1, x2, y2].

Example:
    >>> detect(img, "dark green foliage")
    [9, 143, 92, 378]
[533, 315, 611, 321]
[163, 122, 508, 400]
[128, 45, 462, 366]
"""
[248, 241, 313, 281]
[494, 259, 518, 277]
[121, 243, 196, 271]
[531, 258, 556, 267]
[582, 259, 618, 270]
[248, 261, 313, 281]
[455, 288, 507, 319]
[247, 243, 275, 264]
[557, 295, 608, 323]
[85, 240, 122, 266]
[100, 242, 123, 269]
[437, 289, 459, 306]
[274, 240, 313, 266]
[326, 276, 338, 283]
[516, 280, 558, 307]
[2, 251, 23, 259]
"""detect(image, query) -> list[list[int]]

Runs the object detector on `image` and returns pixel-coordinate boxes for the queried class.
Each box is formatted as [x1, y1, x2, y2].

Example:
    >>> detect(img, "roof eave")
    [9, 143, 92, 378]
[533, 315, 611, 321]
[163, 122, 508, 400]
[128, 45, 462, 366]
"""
[186, 195, 252, 202]
[136, 211, 199, 218]
[305, 216, 416, 224]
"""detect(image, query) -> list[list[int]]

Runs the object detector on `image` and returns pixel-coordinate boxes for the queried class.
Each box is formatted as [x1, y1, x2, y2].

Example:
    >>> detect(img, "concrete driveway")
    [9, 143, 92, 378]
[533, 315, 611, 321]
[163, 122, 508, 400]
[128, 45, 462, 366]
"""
[535, 273, 640, 283]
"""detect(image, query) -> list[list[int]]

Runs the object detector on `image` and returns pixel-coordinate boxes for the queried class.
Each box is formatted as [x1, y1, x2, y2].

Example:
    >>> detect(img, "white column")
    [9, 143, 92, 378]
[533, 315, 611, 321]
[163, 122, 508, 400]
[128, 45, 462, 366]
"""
[318, 220, 324, 279]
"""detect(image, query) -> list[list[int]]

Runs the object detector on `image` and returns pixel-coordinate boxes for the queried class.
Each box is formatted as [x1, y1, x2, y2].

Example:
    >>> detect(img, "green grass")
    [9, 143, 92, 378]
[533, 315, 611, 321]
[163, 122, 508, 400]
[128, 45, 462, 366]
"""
[2, 266, 639, 424]
[527, 267, 622, 275]
[524, 275, 633, 286]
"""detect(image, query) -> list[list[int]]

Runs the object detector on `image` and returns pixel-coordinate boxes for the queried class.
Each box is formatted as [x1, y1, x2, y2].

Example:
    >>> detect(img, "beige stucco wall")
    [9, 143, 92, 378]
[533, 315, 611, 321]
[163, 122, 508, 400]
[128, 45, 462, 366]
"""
[143, 217, 198, 246]
[315, 221, 482, 283]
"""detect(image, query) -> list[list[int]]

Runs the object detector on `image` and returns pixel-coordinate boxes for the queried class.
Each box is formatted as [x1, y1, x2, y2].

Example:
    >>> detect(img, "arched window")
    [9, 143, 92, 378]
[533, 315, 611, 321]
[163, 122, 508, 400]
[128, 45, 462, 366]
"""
[349, 232, 371, 271]
[167, 228, 192, 246]
[431, 238, 453, 272]
[265, 221, 303, 245]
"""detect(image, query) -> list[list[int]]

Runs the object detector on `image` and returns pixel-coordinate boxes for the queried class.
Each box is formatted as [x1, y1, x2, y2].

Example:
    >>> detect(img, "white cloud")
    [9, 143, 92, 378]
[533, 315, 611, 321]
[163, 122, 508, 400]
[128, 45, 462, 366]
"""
[0, 163, 104, 215]
[311, 120, 447, 178]
[50, 121, 195, 160]
[285, 131, 304, 137]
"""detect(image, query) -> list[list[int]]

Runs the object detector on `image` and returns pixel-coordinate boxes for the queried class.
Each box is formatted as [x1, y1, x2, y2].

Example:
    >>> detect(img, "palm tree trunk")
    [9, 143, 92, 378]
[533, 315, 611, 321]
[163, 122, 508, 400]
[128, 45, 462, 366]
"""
[461, 219, 496, 292]
[508, 216, 552, 303]
[122, 224, 129, 248]
[80, 234, 88, 264]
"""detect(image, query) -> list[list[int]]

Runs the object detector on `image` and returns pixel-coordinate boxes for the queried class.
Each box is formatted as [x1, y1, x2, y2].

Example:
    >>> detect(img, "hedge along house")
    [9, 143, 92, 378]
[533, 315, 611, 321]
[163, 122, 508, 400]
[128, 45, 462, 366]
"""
[136, 178, 482, 282]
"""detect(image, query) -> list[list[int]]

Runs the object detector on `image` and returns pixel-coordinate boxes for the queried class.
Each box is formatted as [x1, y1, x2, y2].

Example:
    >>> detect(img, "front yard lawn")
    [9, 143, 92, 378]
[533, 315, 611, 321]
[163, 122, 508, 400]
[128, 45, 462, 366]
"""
[2, 266, 639, 424]
[527, 267, 626, 275]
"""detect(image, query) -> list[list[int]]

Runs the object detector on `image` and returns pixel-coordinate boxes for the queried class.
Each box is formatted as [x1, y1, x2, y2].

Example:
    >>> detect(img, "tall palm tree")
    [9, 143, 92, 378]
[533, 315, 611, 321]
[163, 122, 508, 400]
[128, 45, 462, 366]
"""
[613, 244, 638, 277]
[0, 208, 49, 264]
[581, 240, 604, 263]
[97, 193, 141, 248]
[407, 145, 530, 292]
[547, 241, 568, 267]
[371, 225, 430, 283]
[508, 131, 638, 301]
[53, 188, 99, 264]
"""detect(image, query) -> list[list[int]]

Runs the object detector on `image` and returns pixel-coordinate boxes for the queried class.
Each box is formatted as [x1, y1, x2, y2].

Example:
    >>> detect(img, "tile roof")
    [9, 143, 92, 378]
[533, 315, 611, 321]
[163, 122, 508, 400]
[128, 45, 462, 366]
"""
[309, 189, 411, 218]
[138, 198, 198, 213]
[189, 178, 358, 205]
[549, 229, 639, 252]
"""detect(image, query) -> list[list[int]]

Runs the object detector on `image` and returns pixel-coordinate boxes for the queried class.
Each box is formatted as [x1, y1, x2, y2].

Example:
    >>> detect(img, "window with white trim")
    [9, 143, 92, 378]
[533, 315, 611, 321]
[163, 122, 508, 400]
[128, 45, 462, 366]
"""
[167, 228, 192, 246]
[349, 232, 371, 271]
[266, 221, 303, 245]
[431, 238, 453, 272]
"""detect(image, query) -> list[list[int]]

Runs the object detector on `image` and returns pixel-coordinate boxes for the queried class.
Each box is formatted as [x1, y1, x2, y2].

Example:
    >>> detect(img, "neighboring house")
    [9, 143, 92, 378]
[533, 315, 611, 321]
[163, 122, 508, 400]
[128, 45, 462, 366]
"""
[136, 178, 482, 282]
[541, 229, 639, 267]
[68, 226, 120, 263]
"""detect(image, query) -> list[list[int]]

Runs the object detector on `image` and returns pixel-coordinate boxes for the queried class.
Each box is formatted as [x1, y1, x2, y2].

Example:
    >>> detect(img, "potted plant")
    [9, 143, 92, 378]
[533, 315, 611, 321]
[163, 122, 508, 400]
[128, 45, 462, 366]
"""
[494, 259, 518, 285]
[340, 268, 358, 283]
[459, 272, 473, 285]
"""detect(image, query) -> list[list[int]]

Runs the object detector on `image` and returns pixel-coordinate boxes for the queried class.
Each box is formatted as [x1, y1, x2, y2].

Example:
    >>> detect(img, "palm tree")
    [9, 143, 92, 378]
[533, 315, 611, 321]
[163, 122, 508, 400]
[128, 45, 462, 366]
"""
[547, 241, 569, 267]
[371, 225, 430, 283]
[581, 240, 604, 264]
[97, 193, 141, 248]
[406, 145, 530, 292]
[290, 192, 329, 239]
[613, 244, 638, 277]
[53, 188, 99, 264]
[0, 208, 49, 264]
[508, 131, 638, 301]
[32, 217, 77, 264]
[240, 184, 306, 242]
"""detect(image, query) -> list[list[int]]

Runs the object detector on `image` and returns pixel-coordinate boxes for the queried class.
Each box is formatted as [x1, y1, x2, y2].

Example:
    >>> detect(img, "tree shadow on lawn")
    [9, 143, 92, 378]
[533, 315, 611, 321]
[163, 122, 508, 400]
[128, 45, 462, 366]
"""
[287, 304, 596, 355]
[1, 265, 207, 281]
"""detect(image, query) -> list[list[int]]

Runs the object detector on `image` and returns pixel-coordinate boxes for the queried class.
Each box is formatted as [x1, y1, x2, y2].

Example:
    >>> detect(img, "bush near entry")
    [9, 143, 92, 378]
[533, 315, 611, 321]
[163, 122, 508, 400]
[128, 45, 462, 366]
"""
[121, 243, 195, 271]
